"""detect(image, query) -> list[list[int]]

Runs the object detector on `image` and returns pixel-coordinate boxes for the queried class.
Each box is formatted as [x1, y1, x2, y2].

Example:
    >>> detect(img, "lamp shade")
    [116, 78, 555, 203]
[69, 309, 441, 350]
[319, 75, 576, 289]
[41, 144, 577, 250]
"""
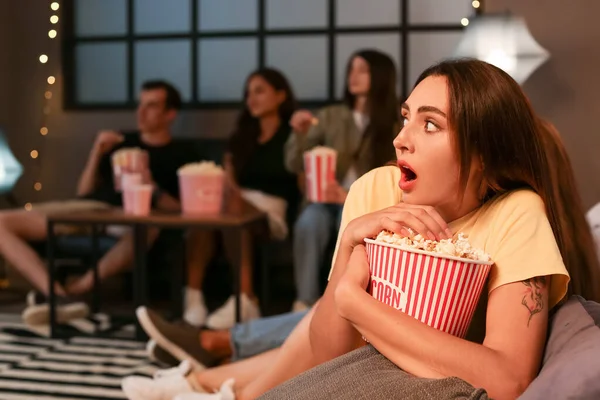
[453, 13, 550, 84]
[0, 129, 23, 195]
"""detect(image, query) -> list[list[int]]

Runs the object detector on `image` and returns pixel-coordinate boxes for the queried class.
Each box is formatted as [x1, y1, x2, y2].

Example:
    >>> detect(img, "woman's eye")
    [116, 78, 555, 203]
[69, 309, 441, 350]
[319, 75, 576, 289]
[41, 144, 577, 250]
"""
[425, 121, 438, 132]
[401, 117, 409, 127]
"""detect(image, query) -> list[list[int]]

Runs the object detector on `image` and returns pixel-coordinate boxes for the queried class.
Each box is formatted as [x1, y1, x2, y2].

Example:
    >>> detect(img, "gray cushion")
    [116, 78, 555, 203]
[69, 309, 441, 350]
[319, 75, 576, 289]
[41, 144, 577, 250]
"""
[519, 295, 600, 399]
[259, 345, 489, 400]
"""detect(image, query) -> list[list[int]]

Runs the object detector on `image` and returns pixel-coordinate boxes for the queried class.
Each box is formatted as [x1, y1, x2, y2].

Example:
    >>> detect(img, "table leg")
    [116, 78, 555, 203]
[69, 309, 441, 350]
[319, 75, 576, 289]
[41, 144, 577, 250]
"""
[91, 224, 100, 314]
[47, 220, 57, 338]
[133, 224, 148, 340]
[233, 228, 242, 324]
[260, 243, 270, 314]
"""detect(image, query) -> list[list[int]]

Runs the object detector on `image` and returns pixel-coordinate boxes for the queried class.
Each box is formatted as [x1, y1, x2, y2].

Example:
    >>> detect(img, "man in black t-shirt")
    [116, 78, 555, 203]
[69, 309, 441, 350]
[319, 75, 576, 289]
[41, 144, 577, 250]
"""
[0, 80, 197, 325]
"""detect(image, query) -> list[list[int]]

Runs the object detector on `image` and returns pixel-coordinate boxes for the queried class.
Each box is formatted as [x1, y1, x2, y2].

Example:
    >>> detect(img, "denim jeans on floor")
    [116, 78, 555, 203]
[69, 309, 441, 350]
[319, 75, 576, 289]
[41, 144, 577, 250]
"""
[230, 310, 308, 361]
[293, 203, 343, 305]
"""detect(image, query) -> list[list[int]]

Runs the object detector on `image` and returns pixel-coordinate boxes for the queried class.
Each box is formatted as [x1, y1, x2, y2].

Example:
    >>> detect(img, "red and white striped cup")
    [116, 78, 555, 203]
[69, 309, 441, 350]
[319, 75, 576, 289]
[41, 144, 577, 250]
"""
[303, 148, 337, 203]
[364, 239, 493, 338]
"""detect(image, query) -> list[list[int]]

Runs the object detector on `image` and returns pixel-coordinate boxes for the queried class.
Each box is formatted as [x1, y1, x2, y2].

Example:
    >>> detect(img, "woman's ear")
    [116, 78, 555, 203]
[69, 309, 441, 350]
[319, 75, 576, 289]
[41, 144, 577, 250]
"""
[275, 90, 286, 106]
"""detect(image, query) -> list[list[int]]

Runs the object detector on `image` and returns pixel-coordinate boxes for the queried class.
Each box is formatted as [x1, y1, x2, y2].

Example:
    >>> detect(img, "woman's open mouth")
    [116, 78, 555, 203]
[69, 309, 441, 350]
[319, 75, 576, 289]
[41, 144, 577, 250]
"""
[398, 161, 417, 191]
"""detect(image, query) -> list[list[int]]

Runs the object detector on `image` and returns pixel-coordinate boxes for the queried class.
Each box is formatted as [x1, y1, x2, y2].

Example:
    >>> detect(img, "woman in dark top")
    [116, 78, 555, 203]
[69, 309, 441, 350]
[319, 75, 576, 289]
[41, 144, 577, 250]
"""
[183, 68, 299, 329]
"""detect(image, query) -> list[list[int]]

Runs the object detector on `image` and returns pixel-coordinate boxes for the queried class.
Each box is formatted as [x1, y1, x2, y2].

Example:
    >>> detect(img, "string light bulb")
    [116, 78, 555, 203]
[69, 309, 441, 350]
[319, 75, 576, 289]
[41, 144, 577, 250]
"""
[30, 150, 39, 159]
[34, 182, 42, 191]
[24, 203, 32, 211]
[47, 76, 56, 85]
[39, 54, 48, 64]
[49, 30, 57, 39]
[44, 91, 52, 100]
[51, 2, 60, 11]
[461, 18, 470, 26]
[50, 15, 59, 24]
[40, 127, 48, 136]
[472, 0, 480, 8]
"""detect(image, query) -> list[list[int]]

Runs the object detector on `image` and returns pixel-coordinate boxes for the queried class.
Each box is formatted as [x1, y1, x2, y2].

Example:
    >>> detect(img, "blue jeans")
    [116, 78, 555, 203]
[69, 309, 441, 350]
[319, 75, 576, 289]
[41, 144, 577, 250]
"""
[230, 310, 308, 360]
[293, 203, 343, 305]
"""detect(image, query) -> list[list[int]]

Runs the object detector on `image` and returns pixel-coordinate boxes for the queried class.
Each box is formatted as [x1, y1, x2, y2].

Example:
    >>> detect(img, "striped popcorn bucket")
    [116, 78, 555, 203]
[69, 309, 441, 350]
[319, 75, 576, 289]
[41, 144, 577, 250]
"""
[303, 150, 337, 203]
[364, 239, 493, 338]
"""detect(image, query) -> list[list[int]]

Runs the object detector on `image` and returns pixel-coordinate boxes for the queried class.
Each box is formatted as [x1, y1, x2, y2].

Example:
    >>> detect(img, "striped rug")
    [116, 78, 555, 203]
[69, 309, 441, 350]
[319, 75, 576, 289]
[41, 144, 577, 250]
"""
[0, 313, 160, 399]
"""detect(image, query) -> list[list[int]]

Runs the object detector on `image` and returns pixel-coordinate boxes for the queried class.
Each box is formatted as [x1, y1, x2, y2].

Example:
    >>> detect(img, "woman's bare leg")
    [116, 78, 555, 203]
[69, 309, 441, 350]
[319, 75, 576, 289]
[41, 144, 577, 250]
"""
[67, 227, 160, 295]
[0, 210, 66, 296]
[195, 349, 280, 392]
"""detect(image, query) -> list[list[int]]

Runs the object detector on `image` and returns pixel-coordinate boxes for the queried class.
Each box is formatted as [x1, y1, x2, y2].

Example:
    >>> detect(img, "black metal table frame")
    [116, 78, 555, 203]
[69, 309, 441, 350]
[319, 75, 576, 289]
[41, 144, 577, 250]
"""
[47, 216, 267, 340]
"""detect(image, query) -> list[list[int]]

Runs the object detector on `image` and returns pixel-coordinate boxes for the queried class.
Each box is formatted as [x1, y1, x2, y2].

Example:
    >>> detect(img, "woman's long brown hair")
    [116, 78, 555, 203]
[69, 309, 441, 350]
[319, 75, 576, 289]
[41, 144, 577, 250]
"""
[538, 120, 600, 302]
[414, 59, 600, 302]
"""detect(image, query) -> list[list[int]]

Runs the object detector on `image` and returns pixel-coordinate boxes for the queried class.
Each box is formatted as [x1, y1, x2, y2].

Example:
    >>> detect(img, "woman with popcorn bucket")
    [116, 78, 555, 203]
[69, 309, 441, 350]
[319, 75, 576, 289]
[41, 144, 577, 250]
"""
[285, 49, 399, 312]
[121, 60, 600, 400]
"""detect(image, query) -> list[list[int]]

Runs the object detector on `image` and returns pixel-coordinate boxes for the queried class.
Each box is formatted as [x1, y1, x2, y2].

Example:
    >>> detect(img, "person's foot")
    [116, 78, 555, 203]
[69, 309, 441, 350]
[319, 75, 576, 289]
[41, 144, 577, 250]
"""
[136, 307, 220, 370]
[184, 288, 208, 327]
[291, 300, 310, 313]
[22, 291, 89, 326]
[122, 360, 202, 400]
[147, 340, 180, 367]
[206, 294, 260, 330]
[173, 379, 235, 400]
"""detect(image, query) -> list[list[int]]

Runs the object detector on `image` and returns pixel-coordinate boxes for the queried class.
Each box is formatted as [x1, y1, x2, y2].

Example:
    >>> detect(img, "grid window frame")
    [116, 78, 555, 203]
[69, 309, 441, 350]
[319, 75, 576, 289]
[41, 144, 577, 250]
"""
[62, 0, 482, 110]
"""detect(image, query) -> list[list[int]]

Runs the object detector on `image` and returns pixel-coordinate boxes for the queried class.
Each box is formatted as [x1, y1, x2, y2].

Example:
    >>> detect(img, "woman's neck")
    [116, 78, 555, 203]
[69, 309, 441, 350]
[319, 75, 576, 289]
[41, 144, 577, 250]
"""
[259, 113, 281, 143]
[353, 96, 368, 114]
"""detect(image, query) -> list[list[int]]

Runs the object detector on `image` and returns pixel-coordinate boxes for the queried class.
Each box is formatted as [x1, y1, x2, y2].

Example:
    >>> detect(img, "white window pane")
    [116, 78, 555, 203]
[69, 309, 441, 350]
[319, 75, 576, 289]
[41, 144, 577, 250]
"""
[135, 40, 192, 101]
[336, 0, 400, 27]
[75, 0, 127, 37]
[199, 38, 258, 101]
[266, 36, 328, 100]
[408, 32, 463, 90]
[199, 0, 257, 31]
[76, 43, 128, 103]
[266, 0, 328, 29]
[409, 0, 473, 24]
[135, 0, 191, 34]
[336, 33, 401, 98]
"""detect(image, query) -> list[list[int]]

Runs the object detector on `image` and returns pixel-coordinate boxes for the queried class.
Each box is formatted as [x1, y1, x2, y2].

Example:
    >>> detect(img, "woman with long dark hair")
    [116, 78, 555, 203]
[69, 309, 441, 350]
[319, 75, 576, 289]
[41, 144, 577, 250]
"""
[173, 68, 300, 329]
[287, 49, 398, 311]
[122, 60, 600, 400]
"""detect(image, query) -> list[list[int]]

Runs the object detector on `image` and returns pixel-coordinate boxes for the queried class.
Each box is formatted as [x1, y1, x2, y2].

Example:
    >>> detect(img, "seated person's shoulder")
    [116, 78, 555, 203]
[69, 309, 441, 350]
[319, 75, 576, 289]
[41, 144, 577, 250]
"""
[347, 165, 402, 204]
[318, 103, 352, 122]
[487, 188, 546, 217]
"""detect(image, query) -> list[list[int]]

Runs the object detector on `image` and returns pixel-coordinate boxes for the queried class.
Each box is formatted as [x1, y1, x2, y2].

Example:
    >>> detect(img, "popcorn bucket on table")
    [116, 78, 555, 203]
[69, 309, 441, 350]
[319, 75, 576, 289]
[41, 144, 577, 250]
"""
[364, 239, 493, 338]
[303, 147, 337, 203]
[178, 162, 225, 214]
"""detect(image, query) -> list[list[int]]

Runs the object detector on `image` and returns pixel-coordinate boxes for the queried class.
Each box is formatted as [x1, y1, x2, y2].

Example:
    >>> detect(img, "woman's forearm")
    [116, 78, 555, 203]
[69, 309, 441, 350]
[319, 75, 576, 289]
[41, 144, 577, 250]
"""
[309, 236, 365, 362]
[338, 287, 531, 400]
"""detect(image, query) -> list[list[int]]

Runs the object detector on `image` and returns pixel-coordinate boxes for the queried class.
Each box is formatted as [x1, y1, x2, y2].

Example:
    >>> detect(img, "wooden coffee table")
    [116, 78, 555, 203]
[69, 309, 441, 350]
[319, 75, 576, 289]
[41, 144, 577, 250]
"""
[46, 205, 267, 339]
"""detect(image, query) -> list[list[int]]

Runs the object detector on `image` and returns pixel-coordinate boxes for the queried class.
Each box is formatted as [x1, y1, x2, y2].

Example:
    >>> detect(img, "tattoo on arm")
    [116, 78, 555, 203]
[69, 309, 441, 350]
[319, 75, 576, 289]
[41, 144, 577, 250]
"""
[521, 277, 547, 327]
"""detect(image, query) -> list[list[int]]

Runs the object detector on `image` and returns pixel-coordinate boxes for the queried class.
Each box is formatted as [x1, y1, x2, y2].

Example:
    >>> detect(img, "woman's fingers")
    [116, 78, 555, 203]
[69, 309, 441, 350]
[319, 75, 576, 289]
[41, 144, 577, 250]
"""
[389, 205, 451, 240]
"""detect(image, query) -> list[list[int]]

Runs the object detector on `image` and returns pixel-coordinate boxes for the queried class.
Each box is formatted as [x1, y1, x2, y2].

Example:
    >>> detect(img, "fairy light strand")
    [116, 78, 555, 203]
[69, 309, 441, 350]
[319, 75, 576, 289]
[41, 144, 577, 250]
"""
[26, 1, 60, 210]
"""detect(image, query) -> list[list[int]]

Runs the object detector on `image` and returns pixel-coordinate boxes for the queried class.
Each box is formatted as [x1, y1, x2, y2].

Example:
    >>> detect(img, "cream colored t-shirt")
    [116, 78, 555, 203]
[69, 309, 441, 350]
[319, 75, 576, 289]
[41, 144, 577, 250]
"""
[331, 166, 570, 310]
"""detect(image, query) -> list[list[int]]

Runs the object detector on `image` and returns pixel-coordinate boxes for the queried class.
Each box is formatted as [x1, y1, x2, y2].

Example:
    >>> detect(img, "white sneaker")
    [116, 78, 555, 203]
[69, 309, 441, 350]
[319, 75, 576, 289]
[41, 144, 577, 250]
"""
[292, 300, 310, 313]
[174, 379, 235, 400]
[206, 294, 260, 330]
[183, 288, 208, 327]
[121, 360, 201, 400]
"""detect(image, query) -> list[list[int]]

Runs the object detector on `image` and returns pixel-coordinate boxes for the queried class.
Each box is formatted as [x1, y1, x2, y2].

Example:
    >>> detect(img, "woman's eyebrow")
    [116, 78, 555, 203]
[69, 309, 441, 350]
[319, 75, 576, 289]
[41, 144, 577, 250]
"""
[400, 103, 446, 118]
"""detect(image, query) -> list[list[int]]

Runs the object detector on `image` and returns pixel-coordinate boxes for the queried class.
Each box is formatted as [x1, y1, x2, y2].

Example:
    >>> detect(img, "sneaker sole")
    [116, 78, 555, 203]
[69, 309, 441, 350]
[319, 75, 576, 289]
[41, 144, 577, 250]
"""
[146, 339, 180, 367]
[22, 302, 90, 326]
[136, 307, 206, 371]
